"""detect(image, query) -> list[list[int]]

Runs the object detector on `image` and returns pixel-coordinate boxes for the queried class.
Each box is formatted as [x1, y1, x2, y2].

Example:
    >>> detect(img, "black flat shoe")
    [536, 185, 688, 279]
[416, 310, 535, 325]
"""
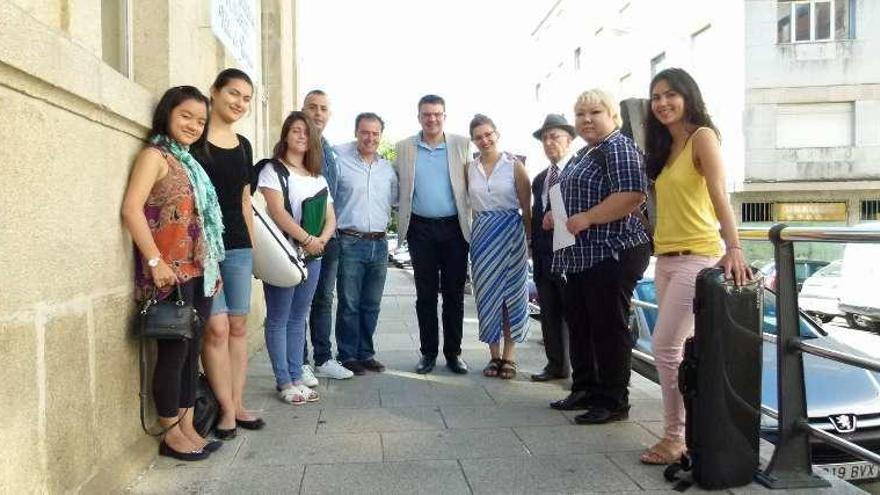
[159, 441, 209, 461]
[416, 356, 436, 374]
[203, 439, 223, 453]
[342, 359, 367, 376]
[446, 356, 469, 374]
[214, 427, 237, 440]
[360, 358, 386, 373]
[549, 391, 591, 411]
[574, 405, 630, 424]
[530, 370, 567, 382]
[236, 417, 266, 430]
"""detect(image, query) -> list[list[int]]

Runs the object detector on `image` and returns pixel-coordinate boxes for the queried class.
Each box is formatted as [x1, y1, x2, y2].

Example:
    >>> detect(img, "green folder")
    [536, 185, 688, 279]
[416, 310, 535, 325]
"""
[299, 187, 328, 260]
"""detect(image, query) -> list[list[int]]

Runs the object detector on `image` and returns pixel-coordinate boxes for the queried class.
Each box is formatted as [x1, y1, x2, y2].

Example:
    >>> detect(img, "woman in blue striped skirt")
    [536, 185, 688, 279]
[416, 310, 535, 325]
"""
[467, 114, 532, 379]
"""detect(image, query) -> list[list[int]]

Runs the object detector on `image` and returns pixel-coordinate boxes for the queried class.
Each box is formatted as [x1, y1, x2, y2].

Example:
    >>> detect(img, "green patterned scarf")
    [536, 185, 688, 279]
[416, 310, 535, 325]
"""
[151, 134, 226, 296]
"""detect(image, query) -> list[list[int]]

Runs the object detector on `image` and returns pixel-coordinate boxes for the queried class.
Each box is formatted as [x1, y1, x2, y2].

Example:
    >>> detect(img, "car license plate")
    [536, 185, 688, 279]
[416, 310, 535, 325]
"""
[815, 461, 879, 481]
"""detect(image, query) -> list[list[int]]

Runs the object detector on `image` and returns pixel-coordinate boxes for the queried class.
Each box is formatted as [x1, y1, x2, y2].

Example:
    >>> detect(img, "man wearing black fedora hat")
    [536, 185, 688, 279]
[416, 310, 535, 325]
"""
[529, 114, 576, 382]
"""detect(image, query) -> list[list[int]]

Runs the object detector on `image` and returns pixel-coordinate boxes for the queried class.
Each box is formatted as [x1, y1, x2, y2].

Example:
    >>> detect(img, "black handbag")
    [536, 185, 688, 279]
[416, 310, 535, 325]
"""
[138, 285, 199, 340]
[193, 373, 220, 437]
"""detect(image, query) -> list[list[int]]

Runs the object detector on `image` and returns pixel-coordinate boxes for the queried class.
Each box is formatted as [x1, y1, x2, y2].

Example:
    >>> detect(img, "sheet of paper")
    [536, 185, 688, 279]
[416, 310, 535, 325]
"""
[549, 184, 576, 251]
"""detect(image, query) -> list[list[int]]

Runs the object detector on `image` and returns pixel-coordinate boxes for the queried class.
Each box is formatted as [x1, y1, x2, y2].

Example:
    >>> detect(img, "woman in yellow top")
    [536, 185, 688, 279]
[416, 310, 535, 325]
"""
[640, 68, 751, 465]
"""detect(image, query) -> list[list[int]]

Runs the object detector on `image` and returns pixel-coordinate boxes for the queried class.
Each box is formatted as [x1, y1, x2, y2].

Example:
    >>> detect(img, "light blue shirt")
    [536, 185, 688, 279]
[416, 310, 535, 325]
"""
[334, 141, 399, 232]
[411, 136, 457, 218]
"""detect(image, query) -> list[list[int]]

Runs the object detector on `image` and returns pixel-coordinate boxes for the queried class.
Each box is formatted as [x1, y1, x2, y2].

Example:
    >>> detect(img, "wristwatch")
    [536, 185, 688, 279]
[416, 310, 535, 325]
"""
[147, 257, 161, 268]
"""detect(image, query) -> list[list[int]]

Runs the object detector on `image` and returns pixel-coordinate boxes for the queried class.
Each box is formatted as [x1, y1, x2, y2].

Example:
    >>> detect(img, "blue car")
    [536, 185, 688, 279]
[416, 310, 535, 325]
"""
[629, 260, 880, 482]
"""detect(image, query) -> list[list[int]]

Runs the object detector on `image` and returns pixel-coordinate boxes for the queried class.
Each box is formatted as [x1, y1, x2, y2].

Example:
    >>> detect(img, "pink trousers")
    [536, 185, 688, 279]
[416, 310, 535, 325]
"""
[653, 254, 719, 442]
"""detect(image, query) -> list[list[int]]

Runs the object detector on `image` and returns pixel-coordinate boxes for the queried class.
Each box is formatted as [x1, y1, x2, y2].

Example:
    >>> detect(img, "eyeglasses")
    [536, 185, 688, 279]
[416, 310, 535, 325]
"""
[473, 131, 496, 142]
[419, 112, 445, 119]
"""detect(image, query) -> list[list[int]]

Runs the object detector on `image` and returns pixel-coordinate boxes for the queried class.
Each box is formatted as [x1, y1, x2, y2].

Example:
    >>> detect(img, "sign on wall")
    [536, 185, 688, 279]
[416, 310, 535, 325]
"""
[211, 0, 259, 80]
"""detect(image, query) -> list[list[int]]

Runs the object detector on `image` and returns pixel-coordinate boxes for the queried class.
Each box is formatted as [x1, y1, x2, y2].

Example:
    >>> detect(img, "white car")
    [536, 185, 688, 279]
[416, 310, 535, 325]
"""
[799, 260, 843, 323]
[838, 228, 880, 332]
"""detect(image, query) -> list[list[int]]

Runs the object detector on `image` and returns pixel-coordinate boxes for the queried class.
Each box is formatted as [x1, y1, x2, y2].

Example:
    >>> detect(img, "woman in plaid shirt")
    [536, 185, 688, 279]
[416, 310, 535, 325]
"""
[546, 89, 651, 425]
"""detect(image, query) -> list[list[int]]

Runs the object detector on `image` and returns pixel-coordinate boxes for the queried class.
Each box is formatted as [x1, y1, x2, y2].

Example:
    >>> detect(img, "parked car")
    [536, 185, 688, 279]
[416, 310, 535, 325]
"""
[799, 260, 843, 323]
[390, 241, 412, 267]
[839, 234, 880, 332]
[752, 259, 830, 292]
[527, 260, 540, 319]
[629, 259, 880, 482]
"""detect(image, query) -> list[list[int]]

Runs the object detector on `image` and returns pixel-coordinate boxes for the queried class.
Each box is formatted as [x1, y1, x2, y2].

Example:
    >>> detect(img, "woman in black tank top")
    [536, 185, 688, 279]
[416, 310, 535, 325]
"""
[193, 69, 265, 438]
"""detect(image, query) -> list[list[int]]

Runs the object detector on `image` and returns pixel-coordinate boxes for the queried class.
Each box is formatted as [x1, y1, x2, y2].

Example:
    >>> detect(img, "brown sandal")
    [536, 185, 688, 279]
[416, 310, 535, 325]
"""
[639, 440, 686, 465]
[498, 360, 517, 380]
[483, 358, 502, 377]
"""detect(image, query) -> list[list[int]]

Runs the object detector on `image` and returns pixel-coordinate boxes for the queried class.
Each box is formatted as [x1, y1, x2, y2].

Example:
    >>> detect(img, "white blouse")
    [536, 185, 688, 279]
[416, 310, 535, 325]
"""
[467, 152, 520, 212]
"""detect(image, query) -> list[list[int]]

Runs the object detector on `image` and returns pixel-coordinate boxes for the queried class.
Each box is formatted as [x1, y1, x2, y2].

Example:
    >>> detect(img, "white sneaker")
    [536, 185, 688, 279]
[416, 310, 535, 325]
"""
[301, 364, 319, 387]
[315, 360, 354, 379]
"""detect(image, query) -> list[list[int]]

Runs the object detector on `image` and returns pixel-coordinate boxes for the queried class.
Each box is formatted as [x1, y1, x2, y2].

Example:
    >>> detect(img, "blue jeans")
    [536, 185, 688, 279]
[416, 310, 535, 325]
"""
[263, 259, 322, 388]
[210, 248, 253, 316]
[305, 237, 339, 366]
[335, 235, 388, 362]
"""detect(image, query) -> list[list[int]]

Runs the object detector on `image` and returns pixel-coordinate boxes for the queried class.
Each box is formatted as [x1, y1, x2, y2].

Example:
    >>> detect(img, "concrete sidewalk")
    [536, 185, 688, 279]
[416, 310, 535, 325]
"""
[127, 268, 865, 494]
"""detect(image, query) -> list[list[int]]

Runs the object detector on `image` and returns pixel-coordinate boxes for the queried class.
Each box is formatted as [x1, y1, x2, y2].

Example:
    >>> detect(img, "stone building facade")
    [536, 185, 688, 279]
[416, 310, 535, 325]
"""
[0, 1, 298, 492]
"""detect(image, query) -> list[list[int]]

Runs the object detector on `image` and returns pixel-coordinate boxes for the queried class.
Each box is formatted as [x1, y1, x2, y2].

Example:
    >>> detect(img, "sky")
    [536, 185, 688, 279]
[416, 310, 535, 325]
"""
[296, 0, 557, 172]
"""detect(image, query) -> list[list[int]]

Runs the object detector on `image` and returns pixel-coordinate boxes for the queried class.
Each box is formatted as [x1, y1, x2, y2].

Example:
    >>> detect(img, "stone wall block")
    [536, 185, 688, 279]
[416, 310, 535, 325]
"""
[44, 309, 97, 494]
[0, 318, 41, 493]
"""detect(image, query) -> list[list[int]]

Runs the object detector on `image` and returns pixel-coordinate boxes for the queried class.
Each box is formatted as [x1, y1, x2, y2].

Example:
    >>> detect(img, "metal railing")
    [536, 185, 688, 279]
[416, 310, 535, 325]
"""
[747, 225, 880, 489]
[629, 224, 880, 489]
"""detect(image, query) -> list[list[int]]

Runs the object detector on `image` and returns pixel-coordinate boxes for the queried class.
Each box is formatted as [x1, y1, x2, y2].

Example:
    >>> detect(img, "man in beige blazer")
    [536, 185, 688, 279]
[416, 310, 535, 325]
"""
[394, 94, 472, 375]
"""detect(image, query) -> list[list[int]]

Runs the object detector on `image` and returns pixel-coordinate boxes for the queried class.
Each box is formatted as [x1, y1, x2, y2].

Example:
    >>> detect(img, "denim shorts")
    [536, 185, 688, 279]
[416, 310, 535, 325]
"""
[210, 248, 254, 316]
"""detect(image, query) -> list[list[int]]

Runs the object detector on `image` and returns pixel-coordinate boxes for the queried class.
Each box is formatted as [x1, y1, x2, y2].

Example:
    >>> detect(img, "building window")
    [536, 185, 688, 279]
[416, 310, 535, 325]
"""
[775, 102, 853, 148]
[650, 52, 666, 77]
[777, 0, 853, 43]
[742, 202, 774, 223]
[101, 0, 132, 76]
[574, 47, 581, 71]
[861, 200, 880, 221]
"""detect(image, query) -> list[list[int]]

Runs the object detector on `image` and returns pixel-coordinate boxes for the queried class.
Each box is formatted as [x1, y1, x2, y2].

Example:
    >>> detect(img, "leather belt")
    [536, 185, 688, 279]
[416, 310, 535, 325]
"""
[339, 229, 386, 240]
[657, 250, 693, 257]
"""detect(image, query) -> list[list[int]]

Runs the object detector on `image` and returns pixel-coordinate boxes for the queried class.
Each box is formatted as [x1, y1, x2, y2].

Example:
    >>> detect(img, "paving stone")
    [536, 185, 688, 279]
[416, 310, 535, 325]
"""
[441, 404, 571, 429]
[301, 460, 469, 494]
[380, 382, 494, 407]
[382, 427, 527, 461]
[316, 406, 446, 434]
[207, 465, 304, 494]
[461, 454, 640, 494]
[481, 378, 570, 404]
[127, 466, 222, 494]
[514, 423, 659, 456]
[234, 431, 382, 466]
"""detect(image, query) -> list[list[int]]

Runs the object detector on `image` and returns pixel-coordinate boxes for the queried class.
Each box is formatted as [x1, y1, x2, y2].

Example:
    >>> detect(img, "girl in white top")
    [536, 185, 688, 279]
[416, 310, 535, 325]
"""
[257, 111, 336, 406]
[467, 114, 532, 380]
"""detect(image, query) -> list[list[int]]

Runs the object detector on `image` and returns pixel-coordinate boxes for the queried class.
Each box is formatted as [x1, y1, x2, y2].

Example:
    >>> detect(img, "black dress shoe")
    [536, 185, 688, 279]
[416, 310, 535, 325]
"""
[549, 391, 591, 411]
[236, 417, 266, 430]
[342, 359, 367, 376]
[446, 356, 469, 374]
[530, 369, 567, 382]
[159, 441, 210, 461]
[574, 405, 630, 424]
[214, 427, 237, 440]
[203, 439, 223, 453]
[416, 356, 436, 374]
[360, 358, 386, 372]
